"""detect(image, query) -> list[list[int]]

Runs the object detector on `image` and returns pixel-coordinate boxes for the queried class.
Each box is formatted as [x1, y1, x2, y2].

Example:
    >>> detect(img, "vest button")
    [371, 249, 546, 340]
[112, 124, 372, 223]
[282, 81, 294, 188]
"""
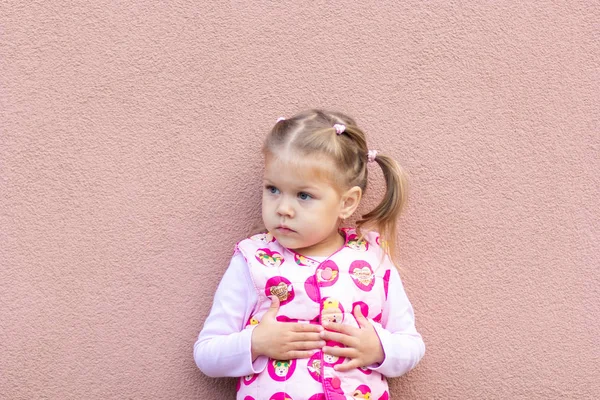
[331, 376, 341, 389]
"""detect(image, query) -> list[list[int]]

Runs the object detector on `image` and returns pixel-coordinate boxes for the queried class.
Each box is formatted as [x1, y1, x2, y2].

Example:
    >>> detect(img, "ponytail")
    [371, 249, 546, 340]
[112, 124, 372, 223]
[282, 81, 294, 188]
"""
[356, 153, 408, 260]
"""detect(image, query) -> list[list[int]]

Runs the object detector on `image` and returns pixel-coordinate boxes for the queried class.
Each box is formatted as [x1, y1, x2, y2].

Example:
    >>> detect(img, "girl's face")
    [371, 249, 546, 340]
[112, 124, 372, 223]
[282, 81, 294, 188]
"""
[262, 153, 356, 257]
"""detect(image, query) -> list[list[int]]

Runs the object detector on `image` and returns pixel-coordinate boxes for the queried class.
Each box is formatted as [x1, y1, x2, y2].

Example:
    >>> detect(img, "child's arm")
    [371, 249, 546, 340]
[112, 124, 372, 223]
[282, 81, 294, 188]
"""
[368, 266, 426, 377]
[193, 252, 268, 378]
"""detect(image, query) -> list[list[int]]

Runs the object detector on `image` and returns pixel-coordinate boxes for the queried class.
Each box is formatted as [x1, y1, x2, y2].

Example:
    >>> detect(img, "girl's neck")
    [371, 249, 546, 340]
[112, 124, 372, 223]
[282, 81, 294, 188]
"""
[292, 229, 346, 258]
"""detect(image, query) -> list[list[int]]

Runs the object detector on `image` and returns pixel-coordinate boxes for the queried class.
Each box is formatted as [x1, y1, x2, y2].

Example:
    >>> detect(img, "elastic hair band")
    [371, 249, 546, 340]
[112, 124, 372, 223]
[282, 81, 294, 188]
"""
[367, 150, 378, 163]
[333, 124, 346, 135]
[276, 117, 286, 122]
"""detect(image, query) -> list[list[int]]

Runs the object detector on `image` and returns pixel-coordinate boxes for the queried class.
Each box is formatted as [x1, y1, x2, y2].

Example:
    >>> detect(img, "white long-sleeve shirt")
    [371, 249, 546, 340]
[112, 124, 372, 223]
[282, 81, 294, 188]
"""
[194, 253, 425, 378]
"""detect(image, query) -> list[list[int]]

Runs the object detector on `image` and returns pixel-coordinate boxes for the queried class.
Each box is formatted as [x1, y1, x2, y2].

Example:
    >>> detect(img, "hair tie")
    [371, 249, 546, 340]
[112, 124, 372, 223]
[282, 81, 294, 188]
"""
[276, 117, 286, 122]
[367, 150, 378, 163]
[333, 124, 346, 135]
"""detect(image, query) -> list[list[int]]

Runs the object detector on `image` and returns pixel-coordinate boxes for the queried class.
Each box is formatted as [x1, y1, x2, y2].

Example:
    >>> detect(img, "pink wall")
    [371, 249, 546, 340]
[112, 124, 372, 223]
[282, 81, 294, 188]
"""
[1, 1, 598, 399]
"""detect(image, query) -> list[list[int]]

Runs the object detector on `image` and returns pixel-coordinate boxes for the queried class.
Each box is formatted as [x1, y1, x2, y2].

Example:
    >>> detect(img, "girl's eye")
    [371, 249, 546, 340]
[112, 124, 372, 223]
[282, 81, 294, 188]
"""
[298, 192, 312, 200]
[266, 185, 279, 194]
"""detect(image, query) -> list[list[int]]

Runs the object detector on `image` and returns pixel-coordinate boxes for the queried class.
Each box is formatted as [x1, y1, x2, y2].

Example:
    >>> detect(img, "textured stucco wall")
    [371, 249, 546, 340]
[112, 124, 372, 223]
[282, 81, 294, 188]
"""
[1, 1, 598, 399]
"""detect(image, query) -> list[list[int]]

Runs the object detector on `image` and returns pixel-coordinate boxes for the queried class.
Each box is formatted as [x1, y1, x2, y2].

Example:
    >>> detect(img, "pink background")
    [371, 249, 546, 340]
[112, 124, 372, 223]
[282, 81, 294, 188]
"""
[1, 1, 598, 399]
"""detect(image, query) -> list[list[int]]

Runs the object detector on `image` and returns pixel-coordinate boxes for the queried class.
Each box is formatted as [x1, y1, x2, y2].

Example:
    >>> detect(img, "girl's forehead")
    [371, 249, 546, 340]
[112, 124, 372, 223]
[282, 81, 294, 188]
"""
[264, 152, 341, 187]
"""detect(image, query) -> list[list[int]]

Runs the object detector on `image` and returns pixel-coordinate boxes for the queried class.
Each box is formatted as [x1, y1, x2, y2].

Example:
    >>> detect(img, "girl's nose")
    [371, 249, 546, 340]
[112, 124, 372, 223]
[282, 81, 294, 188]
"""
[276, 198, 294, 217]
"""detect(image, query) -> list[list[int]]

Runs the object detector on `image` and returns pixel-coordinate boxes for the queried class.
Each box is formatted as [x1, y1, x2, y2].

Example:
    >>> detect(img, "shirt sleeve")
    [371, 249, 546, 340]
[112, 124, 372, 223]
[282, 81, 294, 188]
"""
[193, 252, 268, 378]
[368, 265, 426, 377]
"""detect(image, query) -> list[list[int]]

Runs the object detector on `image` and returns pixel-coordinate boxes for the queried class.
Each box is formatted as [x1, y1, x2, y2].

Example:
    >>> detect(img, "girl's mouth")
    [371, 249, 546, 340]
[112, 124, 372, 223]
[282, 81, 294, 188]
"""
[276, 226, 295, 233]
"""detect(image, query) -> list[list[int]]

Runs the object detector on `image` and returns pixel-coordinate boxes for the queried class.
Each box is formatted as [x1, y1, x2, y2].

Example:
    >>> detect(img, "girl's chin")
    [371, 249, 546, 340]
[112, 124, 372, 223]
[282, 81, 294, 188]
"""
[273, 235, 302, 247]
[271, 232, 341, 256]
[274, 236, 310, 251]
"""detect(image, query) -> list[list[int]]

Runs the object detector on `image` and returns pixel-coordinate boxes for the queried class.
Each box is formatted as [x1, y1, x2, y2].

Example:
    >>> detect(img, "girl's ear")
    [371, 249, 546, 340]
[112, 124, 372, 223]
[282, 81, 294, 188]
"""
[339, 186, 362, 219]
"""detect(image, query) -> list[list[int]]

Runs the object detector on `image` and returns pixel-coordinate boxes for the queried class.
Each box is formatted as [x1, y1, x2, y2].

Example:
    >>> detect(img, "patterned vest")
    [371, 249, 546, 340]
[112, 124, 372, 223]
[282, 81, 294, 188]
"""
[235, 228, 393, 400]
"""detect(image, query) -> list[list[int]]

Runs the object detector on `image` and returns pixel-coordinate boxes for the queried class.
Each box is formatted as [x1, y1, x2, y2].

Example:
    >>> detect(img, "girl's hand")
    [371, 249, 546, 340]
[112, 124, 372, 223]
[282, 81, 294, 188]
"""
[251, 296, 325, 361]
[320, 305, 385, 372]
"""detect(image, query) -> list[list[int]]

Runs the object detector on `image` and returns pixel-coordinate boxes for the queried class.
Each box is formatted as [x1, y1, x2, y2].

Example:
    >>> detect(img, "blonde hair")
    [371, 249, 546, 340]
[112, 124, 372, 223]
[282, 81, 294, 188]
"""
[263, 109, 409, 259]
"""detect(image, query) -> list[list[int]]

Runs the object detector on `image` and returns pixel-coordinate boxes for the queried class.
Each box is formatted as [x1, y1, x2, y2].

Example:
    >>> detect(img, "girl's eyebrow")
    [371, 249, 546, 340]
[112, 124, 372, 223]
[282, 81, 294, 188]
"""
[297, 185, 319, 192]
[263, 177, 316, 188]
[262, 180, 320, 193]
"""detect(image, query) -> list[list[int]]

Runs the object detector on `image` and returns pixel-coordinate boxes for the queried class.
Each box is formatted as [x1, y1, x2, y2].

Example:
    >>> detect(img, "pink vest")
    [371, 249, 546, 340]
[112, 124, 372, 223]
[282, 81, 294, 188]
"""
[235, 228, 392, 400]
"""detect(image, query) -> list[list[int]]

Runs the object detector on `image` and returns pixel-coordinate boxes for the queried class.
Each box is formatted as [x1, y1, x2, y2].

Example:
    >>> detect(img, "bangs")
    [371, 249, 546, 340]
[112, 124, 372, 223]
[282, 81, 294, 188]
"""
[264, 150, 348, 193]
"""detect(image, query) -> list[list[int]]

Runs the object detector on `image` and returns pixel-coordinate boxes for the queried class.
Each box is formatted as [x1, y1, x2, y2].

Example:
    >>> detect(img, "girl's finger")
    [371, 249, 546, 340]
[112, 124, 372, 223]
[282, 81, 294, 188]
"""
[262, 296, 281, 321]
[292, 331, 323, 342]
[320, 330, 357, 347]
[322, 321, 356, 336]
[322, 345, 357, 359]
[290, 340, 325, 350]
[291, 323, 324, 333]
[334, 359, 362, 372]
[353, 305, 370, 328]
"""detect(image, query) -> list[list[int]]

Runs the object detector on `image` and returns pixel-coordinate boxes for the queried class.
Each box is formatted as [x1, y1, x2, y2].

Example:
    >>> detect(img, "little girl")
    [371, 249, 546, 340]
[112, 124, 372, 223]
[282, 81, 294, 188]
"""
[194, 110, 425, 400]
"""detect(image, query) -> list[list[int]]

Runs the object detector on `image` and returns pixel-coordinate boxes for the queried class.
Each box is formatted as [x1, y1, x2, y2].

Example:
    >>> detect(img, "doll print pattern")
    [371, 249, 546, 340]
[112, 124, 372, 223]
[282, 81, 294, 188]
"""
[267, 359, 297, 381]
[349, 260, 375, 291]
[264, 276, 295, 304]
[307, 351, 322, 382]
[269, 393, 293, 400]
[295, 253, 319, 267]
[250, 232, 275, 244]
[320, 297, 344, 325]
[346, 233, 369, 251]
[315, 260, 339, 286]
[352, 385, 372, 399]
[256, 248, 284, 268]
